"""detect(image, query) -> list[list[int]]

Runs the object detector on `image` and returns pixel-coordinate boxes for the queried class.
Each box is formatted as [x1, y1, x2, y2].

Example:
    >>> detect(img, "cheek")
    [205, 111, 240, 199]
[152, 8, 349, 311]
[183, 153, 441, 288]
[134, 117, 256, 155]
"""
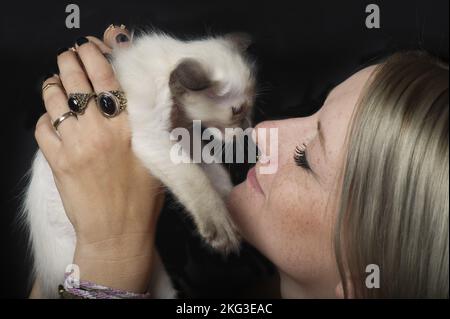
[264, 171, 323, 250]
[228, 166, 338, 284]
[259, 169, 336, 283]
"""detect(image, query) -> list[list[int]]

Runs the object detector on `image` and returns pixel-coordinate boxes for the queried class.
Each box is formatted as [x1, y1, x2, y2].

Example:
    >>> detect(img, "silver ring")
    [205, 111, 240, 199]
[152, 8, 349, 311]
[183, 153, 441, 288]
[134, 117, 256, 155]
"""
[96, 90, 127, 118]
[53, 111, 78, 132]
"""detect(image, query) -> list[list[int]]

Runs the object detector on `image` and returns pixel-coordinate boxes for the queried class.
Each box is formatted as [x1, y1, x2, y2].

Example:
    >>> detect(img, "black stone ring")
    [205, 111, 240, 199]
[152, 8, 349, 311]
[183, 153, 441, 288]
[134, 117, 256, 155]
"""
[96, 90, 128, 118]
[67, 93, 96, 115]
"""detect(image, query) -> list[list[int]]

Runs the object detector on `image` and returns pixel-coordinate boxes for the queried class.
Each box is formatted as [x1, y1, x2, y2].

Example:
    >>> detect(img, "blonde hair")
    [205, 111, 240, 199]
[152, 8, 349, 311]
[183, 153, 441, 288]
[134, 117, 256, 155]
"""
[335, 52, 449, 298]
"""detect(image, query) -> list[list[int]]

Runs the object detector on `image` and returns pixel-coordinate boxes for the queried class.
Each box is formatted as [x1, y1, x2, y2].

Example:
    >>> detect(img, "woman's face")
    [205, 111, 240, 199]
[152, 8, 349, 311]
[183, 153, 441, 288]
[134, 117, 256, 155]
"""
[227, 65, 377, 298]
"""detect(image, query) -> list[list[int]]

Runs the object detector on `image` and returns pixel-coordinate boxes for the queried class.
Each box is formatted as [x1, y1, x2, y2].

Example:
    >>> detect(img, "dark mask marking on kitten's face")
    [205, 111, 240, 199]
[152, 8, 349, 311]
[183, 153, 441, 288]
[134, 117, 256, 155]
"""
[169, 59, 212, 95]
[169, 58, 210, 132]
[168, 35, 256, 135]
[169, 58, 216, 132]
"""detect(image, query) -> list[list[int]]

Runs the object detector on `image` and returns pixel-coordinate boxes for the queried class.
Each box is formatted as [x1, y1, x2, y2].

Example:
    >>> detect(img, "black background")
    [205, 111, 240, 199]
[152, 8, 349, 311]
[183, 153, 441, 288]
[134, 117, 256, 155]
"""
[0, 0, 448, 298]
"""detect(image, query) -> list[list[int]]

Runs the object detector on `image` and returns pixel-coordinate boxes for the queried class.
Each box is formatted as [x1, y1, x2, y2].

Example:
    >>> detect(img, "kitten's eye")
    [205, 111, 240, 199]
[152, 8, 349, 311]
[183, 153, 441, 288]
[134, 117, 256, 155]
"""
[294, 143, 311, 170]
[232, 106, 243, 116]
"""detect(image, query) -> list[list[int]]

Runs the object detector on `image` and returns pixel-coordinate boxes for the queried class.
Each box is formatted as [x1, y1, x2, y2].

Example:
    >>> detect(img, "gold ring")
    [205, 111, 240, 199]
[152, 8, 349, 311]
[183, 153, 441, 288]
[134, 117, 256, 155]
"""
[42, 82, 60, 95]
[53, 111, 78, 132]
[105, 24, 127, 34]
[105, 24, 115, 33]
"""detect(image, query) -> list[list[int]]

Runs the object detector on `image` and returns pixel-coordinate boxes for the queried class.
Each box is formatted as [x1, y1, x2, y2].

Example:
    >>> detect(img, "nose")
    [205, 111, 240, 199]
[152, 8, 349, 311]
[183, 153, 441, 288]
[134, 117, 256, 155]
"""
[250, 120, 281, 174]
[252, 116, 319, 168]
[252, 120, 280, 154]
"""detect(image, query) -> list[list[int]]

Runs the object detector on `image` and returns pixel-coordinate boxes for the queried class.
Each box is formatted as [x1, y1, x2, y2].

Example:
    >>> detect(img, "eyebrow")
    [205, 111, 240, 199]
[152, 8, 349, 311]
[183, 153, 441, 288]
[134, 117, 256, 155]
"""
[305, 87, 333, 182]
[305, 119, 327, 185]
[315, 84, 338, 162]
[317, 120, 327, 161]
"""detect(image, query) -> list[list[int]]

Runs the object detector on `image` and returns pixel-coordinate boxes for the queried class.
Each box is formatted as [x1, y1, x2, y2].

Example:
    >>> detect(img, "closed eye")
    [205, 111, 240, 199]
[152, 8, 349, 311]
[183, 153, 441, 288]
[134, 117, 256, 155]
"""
[294, 143, 311, 170]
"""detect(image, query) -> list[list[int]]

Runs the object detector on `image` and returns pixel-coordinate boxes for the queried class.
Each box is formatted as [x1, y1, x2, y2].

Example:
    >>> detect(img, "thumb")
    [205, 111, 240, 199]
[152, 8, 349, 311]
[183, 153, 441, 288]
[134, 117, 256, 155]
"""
[103, 24, 132, 49]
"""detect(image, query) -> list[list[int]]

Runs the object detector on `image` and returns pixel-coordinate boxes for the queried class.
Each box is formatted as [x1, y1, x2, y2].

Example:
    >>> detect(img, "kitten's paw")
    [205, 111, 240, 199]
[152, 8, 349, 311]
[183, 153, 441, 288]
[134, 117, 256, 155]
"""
[216, 179, 233, 201]
[200, 162, 233, 200]
[197, 207, 241, 255]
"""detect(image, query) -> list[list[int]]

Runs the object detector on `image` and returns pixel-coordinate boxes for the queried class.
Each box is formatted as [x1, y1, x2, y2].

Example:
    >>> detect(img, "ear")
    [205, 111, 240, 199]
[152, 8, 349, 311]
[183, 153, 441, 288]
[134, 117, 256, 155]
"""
[224, 32, 252, 51]
[169, 58, 211, 94]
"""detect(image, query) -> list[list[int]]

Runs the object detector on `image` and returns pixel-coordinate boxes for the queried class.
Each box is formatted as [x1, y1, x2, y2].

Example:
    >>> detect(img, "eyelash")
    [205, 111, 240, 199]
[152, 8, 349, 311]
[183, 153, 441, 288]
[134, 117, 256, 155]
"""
[294, 143, 311, 170]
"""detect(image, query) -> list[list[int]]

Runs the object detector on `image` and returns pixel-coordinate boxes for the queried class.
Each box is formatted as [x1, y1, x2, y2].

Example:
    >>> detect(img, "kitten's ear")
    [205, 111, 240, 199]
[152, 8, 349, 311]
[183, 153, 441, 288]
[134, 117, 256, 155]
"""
[169, 58, 211, 94]
[224, 32, 252, 52]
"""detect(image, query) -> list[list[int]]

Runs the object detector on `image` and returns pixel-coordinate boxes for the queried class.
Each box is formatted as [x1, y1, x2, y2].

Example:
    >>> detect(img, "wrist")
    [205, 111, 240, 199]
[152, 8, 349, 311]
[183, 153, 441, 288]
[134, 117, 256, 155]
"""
[73, 233, 155, 294]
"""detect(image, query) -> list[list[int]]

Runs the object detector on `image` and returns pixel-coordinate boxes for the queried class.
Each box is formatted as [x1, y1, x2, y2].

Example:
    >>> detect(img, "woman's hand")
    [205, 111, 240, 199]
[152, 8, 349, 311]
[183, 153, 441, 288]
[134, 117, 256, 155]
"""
[35, 25, 164, 293]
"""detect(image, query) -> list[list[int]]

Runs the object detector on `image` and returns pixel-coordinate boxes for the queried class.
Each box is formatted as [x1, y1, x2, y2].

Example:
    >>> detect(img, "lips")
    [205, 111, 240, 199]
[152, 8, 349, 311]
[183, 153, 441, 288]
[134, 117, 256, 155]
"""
[246, 166, 265, 195]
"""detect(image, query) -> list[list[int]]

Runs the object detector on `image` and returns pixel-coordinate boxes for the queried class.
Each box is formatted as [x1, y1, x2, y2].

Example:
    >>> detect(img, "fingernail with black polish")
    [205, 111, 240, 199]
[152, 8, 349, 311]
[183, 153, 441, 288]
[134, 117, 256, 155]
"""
[76, 37, 89, 46]
[116, 33, 129, 43]
[57, 47, 69, 56]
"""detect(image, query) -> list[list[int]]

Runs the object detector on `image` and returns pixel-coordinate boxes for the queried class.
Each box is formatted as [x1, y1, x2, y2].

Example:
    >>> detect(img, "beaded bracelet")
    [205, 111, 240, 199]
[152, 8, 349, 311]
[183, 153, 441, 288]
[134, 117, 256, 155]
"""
[59, 272, 151, 299]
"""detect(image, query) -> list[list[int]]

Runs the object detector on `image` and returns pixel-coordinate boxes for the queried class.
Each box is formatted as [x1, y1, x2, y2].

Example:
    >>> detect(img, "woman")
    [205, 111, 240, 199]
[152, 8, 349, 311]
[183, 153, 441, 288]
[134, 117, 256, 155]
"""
[30, 25, 449, 298]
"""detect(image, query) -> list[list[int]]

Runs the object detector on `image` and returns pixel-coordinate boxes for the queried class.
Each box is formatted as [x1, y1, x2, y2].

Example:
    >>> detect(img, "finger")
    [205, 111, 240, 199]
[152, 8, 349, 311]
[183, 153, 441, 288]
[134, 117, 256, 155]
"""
[75, 38, 125, 109]
[75, 39, 128, 124]
[75, 39, 121, 91]
[86, 36, 115, 65]
[57, 45, 100, 121]
[103, 24, 132, 49]
[41, 75, 78, 138]
[34, 113, 63, 163]
[86, 36, 113, 54]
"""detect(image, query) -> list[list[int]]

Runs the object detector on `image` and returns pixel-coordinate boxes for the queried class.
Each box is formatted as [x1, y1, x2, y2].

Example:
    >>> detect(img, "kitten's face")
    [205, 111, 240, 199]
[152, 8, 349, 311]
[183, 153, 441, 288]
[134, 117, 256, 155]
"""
[169, 34, 256, 143]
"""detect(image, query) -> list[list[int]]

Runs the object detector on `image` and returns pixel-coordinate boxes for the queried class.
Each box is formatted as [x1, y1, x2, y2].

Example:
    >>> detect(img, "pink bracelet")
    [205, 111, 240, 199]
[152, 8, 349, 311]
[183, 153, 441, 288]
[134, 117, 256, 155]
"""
[62, 271, 151, 299]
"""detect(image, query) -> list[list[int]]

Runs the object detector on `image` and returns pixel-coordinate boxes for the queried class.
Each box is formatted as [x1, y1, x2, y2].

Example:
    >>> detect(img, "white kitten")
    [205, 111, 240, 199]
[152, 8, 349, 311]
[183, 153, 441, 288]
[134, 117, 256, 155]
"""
[23, 32, 256, 298]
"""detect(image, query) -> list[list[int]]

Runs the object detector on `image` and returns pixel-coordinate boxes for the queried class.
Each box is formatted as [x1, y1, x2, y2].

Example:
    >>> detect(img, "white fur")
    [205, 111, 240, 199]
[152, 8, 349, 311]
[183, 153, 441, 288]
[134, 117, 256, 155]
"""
[23, 32, 254, 298]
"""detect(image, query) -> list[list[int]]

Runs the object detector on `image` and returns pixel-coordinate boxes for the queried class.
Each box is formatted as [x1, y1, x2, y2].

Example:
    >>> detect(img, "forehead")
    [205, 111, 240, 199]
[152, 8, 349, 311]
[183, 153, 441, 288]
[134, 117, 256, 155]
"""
[323, 65, 377, 112]
[319, 65, 377, 131]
